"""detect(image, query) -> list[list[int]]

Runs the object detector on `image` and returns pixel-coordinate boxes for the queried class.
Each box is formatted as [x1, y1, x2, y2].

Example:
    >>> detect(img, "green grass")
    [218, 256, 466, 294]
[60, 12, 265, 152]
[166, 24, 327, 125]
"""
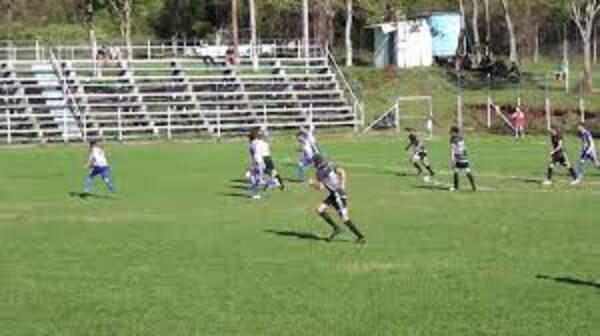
[0, 134, 598, 335]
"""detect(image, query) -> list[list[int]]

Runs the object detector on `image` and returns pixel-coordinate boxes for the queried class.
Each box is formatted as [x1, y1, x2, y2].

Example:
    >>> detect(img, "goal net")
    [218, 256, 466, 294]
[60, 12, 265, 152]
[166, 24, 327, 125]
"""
[364, 96, 434, 138]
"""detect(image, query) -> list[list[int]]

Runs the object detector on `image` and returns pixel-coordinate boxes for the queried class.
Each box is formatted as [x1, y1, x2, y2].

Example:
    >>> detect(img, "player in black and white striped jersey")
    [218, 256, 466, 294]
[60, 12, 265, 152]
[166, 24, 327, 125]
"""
[449, 127, 477, 192]
[405, 128, 435, 182]
[309, 154, 365, 244]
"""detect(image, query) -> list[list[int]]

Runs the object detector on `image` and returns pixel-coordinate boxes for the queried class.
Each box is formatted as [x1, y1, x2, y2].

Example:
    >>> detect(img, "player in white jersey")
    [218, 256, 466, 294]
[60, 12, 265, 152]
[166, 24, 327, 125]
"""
[247, 130, 285, 199]
[84, 140, 115, 193]
[296, 126, 320, 182]
[574, 123, 600, 183]
[449, 127, 477, 192]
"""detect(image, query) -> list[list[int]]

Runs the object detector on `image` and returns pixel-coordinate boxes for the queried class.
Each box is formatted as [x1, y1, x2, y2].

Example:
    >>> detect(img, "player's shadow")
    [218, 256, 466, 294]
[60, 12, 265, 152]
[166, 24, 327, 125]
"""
[264, 229, 351, 243]
[536, 274, 600, 289]
[230, 179, 248, 184]
[414, 185, 449, 191]
[511, 177, 542, 185]
[265, 229, 326, 241]
[68, 191, 114, 200]
[219, 192, 250, 199]
[229, 184, 248, 191]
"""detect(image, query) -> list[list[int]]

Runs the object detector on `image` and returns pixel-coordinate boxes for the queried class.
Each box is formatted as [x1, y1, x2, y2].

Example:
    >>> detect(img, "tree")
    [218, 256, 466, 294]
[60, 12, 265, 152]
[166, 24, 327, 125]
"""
[107, 0, 133, 60]
[471, 0, 482, 64]
[570, 0, 600, 93]
[499, 0, 518, 64]
[345, 0, 353, 66]
[303, 0, 309, 57]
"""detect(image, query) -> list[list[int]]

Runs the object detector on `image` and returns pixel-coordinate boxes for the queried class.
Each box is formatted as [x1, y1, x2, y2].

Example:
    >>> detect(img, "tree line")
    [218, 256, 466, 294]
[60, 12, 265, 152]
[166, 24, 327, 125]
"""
[0, 0, 598, 90]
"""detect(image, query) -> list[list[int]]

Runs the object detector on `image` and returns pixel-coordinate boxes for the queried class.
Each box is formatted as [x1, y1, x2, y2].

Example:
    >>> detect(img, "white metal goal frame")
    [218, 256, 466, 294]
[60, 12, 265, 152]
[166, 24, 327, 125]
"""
[364, 95, 434, 138]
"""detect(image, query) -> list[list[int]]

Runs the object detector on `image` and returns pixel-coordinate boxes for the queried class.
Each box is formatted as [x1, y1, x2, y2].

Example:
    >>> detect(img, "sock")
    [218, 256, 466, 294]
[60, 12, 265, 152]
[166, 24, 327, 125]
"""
[320, 212, 340, 231]
[425, 165, 435, 177]
[275, 174, 286, 190]
[344, 220, 364, 239]
[466, 172, 477, 191]
[103, 178, 115, 192]
[84, 175, 93, 192]
[297, 165, 306, 181]
[568, 168, 577, 180]
[453, 172, 459, 189]
[413, 163, 423, 175]
[576, 161, 584, 177]
[546, 168, 553, 181]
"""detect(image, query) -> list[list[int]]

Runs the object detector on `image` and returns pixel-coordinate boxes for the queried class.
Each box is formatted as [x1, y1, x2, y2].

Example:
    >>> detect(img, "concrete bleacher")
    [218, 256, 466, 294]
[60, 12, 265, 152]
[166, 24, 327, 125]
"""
[0, 44, 359, 144]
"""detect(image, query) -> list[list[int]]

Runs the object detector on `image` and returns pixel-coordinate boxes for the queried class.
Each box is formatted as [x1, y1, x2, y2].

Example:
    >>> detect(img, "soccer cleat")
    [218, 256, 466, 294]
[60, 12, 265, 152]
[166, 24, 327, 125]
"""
[570, 178, 582, 186]
[423, 176, 431, 183]
[449, 187, 456, 192]
[252, 194, 262, 200]
[326, 228, 342, 242]
[542, 180, 553, 186]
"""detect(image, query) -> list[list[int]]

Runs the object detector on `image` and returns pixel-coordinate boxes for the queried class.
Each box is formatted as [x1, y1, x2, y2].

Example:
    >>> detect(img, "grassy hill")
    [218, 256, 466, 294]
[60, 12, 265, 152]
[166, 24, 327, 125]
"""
[344, 62, 600, 133]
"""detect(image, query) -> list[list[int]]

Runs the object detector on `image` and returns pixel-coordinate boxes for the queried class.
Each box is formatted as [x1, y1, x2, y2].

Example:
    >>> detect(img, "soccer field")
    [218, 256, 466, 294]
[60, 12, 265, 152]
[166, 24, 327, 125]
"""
[0, 134, 598, 335]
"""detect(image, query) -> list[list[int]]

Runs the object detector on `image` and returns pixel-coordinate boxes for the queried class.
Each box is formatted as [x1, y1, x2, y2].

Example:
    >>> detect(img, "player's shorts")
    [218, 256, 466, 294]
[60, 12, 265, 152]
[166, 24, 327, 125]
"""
[263, 156, 276, 175]
[89, 166, 111, 179]
[323, 191, 348, 215]
[299, 154, 314, 167]
[551, 153, 569, 166]
[454, 161, 470, 170]
[580, 149, 597, 162]
[413, 150, 428, 162]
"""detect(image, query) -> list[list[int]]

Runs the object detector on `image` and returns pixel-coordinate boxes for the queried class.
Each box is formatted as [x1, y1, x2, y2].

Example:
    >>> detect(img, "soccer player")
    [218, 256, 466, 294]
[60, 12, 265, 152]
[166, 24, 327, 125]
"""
[574, 123, 599, 182]
[449, 127, 477, 192]
[405, 128, 435, 182]
[543, 127, 579, 185]
[84, 140, 116, 194]
[248, 130, 286, 198]
[510, 106, 526, 139]
[297, 125, 320, 182]
[309, 154, 365, 244]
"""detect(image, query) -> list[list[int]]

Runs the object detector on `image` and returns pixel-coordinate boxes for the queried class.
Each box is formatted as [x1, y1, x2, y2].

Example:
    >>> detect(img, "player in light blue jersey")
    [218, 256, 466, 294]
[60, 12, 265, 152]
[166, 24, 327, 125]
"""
[574, 123, 600, 183]
[84, 140, 115, 193]
[296, 126, 320, 182]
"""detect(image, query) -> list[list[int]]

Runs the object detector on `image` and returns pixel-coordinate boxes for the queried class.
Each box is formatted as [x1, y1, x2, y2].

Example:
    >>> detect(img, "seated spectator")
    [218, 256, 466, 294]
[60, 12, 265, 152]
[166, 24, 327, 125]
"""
[555, 62, 568, 81]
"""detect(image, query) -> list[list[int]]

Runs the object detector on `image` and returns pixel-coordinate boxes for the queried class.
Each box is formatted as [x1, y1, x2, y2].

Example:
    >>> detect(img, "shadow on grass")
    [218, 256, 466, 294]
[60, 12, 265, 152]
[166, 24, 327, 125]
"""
[511, 177, 542, 185]
[264, 229, 328, 242]
[536, 274, 600, 289]
[229, 184, 249, 191]
[415, 185, 449, 191]
[68, 191, 114, 200]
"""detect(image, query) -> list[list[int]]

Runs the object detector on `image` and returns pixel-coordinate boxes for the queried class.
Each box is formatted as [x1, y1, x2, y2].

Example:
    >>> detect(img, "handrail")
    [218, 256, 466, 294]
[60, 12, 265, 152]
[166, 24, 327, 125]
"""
[325, 45, 364, 130]
[49, 50, 85, 133]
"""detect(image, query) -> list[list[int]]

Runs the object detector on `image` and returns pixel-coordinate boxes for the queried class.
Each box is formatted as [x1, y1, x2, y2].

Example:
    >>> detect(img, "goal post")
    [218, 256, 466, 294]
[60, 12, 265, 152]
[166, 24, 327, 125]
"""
[364, 95, 434, 138]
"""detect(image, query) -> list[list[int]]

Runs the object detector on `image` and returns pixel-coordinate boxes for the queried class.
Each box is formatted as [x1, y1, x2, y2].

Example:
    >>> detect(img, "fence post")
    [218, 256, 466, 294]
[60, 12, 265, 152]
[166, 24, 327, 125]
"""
[6, 109, 11, 145]
[486, 73, 492, 129]
[579, 72, 586, 123]
[147, 40, 151, 60]
[545, 74, 551, 131]
[62, 106, 68, 143]
[117, 107, 123, 142]
[167, 107, 172, 140]
[216, 107, 222, 139]
[35, 40, 40, 61]
[262, 105, 268, 136]
[394, 100, 400, 133]
[82, 109, 88, 142]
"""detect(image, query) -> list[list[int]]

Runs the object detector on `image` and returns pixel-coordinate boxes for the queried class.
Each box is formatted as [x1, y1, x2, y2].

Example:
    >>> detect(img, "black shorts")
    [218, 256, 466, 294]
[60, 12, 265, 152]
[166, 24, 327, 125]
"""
[454, 161, 470, 170]
[324, 192, 348, 214]
[551, 153, 569, 166]
[263, 156, 276, 175]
